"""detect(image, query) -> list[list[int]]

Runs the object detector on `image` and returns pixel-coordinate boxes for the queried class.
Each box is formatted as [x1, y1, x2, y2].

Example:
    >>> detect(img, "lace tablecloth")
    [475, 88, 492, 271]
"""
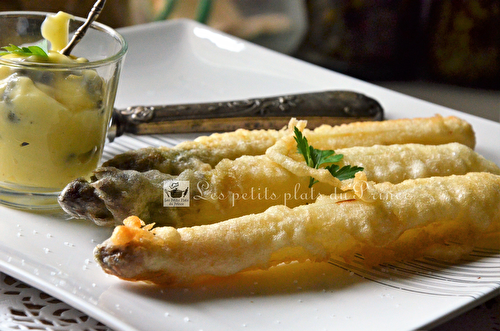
[0, 272, 498, 331]
[0, 273, 109, 331]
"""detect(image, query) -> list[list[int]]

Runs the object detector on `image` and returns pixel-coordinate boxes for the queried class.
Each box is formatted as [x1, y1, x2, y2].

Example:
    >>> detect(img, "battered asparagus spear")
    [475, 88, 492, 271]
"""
[102, 115, 475, 174]
[59, 116, 477, 226]
[59, 142, 498, 227]
[94, 172, 500, 285]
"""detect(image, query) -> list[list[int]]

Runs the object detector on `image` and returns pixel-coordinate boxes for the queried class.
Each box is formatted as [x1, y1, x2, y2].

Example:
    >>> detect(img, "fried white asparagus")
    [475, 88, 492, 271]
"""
[60, 115, 477, 226]
[94, 172, 500, 285]
[60, 142, 498, 227]
[305, 114, 475, 150]
[102, 115, 475, 174]
[102, 126, 285, 175]
[267, 120, 483, 189]
[60, 116, 476, 226]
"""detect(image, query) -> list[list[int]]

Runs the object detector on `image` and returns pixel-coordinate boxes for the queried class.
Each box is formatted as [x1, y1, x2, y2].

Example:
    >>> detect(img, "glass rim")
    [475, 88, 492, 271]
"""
[0, 11, 128, 70]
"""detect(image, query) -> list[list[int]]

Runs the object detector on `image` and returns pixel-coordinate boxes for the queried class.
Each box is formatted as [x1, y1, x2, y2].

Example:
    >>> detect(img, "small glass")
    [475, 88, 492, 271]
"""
[0, 12, 127, 210]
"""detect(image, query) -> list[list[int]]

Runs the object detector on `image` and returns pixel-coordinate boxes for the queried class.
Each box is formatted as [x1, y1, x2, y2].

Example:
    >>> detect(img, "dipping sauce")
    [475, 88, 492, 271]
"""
[0, 12, 108, 189]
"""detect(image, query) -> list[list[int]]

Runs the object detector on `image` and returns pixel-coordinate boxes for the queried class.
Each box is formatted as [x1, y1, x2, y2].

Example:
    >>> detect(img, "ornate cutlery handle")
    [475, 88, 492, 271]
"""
[108, 90, 383, 141]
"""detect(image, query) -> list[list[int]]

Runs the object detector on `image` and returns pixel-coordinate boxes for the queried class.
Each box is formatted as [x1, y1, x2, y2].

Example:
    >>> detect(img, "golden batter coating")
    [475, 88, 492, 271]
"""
[60, 116, 478, 227]
[305, 114, 475, 150]
[102, 115, 475, 174]
[95, 172, 500, 285]
[63, 142, 497, 228]
[267, 120, 491, 189]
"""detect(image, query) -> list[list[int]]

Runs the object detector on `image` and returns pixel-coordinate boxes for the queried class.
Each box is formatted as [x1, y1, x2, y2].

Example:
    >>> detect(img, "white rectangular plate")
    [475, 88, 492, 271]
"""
[1, 19, 499, 331]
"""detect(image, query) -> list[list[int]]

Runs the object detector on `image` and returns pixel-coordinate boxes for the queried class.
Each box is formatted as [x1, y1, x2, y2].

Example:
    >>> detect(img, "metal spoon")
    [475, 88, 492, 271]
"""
[61, 0, 107, 56]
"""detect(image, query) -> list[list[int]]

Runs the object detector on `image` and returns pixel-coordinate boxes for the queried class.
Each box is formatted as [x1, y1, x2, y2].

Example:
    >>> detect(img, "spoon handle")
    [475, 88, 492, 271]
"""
[61, 0, 107, 56]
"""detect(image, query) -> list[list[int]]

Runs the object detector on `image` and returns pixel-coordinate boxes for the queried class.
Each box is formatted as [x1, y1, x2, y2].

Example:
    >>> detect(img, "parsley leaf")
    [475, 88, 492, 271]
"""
[0, 42, 49, 58]
[293, 126, 363, 187]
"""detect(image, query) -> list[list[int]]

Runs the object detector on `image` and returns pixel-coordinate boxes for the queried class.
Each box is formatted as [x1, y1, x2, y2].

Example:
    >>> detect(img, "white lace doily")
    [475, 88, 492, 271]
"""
[0, 273, 111, 331]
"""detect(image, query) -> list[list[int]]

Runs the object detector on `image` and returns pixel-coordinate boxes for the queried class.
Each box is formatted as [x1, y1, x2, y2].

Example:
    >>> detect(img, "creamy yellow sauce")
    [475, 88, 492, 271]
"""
[41, 11, 73, 52]
[0, 12, 108, 189]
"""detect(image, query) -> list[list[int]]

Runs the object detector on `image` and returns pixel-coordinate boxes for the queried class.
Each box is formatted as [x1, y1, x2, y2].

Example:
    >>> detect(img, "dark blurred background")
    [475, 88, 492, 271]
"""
[3, 0, 498, 120]
[295, 0, 499, 89]
[294, 0, 500, 121]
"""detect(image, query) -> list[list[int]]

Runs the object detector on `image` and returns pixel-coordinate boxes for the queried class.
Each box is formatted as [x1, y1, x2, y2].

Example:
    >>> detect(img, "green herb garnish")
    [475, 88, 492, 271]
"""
[294, 126, 363, 187]
[0, 41, 49, 58]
